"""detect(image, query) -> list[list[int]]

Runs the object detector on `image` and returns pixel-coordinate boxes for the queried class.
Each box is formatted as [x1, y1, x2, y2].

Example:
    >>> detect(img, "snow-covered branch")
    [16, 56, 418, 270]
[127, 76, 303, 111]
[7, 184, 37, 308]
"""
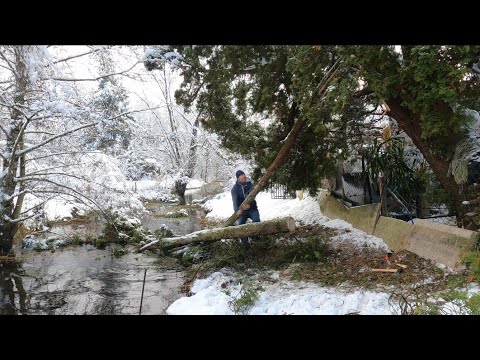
[17, 177, 106, 215]
[15, 122, 98, 157]
[53, 46, 109, 64]
[27, 150, 103, 162]
[3, 189, 30, 201]
[50, 61, 140, 82]
[4, 211, 39, 224]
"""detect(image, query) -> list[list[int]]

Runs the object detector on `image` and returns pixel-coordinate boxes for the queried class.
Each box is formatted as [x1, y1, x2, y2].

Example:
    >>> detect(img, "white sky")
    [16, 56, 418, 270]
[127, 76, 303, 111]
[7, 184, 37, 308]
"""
[50, 45, 183, 109]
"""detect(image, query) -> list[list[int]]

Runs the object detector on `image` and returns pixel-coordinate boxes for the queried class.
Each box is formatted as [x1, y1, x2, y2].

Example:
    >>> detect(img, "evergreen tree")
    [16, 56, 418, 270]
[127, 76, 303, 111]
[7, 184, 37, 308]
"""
[145, 45, 480, 222]
[312, 45, 480, 219]
[86, 52, 134, 156]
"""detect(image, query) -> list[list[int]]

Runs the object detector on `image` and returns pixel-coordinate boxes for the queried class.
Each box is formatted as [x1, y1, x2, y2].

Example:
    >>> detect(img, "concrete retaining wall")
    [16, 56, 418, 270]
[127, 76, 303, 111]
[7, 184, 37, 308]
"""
[406, 219, 479, 269]
[373, 216, 413, 252]
[318, 192, 380, 234]
[318, 192, 479, 268]
[318, 190, 350, 220]
[347, 203, 381, 235]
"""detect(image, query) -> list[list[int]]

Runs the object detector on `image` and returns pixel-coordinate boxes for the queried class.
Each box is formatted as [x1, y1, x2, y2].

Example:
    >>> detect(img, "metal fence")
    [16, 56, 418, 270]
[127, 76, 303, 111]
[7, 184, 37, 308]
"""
[384, 186, 457, 226]
[331, 156, 480, 227]
[271, 183, 296, 199]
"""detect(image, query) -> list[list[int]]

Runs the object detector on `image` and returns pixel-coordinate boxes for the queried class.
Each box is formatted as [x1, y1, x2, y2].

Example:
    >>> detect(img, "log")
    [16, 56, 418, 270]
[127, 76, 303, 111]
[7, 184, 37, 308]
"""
[138, 216, 296, 252]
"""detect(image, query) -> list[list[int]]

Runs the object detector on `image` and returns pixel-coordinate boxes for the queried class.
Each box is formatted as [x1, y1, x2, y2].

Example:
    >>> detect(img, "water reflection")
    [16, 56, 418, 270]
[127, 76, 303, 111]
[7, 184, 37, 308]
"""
[0, 261, 27, 315]
[0, 202, 204, 315]
[0, 247, 186, 315]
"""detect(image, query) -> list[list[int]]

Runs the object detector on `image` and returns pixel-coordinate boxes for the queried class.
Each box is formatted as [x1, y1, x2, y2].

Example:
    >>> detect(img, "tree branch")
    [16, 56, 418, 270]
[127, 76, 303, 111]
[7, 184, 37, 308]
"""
[27, 150, 102, 162]
[353, 87, 373, 97]
[18, 177, 111, 220]
[50, 62, 140, 82]
[14, 122, 98, 157]
[53, 46, 109, 64]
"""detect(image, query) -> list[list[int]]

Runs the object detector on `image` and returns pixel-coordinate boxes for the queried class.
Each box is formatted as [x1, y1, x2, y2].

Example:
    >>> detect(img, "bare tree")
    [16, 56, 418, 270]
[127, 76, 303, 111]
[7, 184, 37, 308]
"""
[0, 45, 146, 252]
[131, 66, 203, 205]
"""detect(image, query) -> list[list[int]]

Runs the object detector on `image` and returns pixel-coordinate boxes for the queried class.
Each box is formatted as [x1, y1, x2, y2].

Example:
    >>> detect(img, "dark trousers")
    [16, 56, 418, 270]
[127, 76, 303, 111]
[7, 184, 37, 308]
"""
[237, 209, 260, 245]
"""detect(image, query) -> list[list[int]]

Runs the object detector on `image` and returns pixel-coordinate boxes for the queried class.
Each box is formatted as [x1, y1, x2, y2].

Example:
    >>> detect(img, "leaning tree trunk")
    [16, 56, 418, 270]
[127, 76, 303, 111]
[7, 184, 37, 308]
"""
[224, 113, 306, 226]
[139, 216, 296, 251]
[385, 99, 465, 224]
[225, 57, 343, 226]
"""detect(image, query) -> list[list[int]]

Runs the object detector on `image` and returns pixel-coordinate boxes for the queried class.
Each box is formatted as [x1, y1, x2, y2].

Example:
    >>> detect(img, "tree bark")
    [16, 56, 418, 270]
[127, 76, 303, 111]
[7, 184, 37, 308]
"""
[175, 180, 187, 205]
[0, 47, 28, 253]
[12, 133, 26, 235]
[139, 216, 296, 251]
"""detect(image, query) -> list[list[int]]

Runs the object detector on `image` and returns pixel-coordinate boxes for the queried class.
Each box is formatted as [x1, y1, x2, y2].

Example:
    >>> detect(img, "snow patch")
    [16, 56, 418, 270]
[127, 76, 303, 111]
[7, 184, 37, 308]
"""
[44, 198, 85, 222]
[22, 235, 67, 250]
[203, 190, 388, 250]
[167, 270, 397, 315]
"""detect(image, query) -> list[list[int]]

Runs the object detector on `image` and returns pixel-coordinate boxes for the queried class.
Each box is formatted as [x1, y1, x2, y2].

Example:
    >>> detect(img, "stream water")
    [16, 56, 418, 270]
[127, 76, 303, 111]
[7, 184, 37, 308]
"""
[0, 203, 204, 315]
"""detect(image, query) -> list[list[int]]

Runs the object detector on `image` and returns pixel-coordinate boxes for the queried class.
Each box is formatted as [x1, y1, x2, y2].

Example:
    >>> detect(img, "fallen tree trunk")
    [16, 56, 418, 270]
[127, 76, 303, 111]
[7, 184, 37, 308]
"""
[138, 216, 296, 252]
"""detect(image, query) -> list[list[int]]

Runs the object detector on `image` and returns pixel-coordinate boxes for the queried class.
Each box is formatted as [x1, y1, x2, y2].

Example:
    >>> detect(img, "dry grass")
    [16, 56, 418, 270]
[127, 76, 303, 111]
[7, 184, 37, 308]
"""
[173, 224, 472, 302]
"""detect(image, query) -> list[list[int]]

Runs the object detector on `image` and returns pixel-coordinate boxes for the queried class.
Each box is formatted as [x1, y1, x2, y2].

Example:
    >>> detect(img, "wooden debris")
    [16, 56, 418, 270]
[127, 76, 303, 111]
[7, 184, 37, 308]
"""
[371, 268, 402, 274]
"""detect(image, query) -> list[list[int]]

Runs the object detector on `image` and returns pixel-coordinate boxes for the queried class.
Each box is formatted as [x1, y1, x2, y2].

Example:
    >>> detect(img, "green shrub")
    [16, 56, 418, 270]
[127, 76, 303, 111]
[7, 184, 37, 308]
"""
[228, 280, 263, 315]
[462, 251, 480, 282]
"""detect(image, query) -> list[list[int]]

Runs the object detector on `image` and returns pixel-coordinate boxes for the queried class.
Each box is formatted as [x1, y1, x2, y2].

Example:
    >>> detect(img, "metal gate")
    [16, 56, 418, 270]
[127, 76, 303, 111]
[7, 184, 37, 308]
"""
[271, 184, 296, 199]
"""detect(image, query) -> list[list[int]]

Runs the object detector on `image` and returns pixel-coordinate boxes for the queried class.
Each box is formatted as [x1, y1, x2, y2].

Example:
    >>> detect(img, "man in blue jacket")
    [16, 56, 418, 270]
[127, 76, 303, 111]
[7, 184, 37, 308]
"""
[231, 170, 261, 246]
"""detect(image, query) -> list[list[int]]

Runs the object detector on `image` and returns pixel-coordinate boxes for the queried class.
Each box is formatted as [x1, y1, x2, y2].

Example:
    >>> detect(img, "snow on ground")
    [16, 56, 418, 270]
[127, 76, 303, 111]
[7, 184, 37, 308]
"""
[127, 179, 173, 201]
[154, 175, 206, 191]
[18, 193, 88, 228]
[168, 269, 480, 315]
[20, 172, 208, 228]
[44, 198, 86, 222]
[204, 191, 326, 224]
[128, 177, 206, 201]
[440, 282, 480, 315]
[424, 216, 457, 227]
[187, 178, 206, 189]
[164, 190, 402, 315]
[22, 234, 67, 250]
[167, 270, 398, 315]
[203, 190, 389, 251]
[322, 218, 389, 251]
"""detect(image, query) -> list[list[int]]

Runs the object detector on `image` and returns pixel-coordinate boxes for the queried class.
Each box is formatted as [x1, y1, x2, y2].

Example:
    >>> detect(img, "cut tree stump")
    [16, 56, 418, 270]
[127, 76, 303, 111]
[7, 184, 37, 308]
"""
[138, 216, 296, 252]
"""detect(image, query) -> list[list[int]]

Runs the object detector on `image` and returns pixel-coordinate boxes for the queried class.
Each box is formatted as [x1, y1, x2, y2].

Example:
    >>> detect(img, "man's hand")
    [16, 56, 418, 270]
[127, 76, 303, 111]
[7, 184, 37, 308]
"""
[235, 204, 250, 216]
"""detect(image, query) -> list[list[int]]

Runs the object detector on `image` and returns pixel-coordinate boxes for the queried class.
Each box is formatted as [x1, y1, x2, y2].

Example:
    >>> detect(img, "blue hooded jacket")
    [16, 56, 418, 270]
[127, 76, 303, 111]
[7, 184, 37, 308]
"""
[231, 179, 258, 212]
